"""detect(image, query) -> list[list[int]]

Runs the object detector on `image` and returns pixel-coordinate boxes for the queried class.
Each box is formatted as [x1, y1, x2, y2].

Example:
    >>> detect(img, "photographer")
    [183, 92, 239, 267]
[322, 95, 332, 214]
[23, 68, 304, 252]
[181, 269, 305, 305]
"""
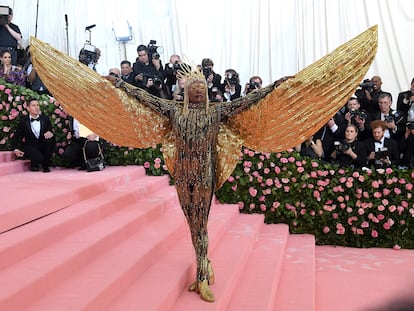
[220, 69, 241, 101]
[330, 124, 366, 167]
[396, 77, 414, 117]
[399, 121, 414, 169]
[356, 76, 389, 115]
[0, 7, 21, 65]
[365, 120, 400, 168]
[372, 92, 406, 140]
[243, 76, 263, 96]
[201, 58, 221, 100]
[341, 97, 371, 140]
[163, 54, 182, 99]
[133, 44, 165, 98]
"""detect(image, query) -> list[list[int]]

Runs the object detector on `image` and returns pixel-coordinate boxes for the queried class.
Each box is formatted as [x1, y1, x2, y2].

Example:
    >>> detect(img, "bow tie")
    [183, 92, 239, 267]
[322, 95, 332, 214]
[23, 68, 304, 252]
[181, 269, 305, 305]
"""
[30, 117, 40, 122]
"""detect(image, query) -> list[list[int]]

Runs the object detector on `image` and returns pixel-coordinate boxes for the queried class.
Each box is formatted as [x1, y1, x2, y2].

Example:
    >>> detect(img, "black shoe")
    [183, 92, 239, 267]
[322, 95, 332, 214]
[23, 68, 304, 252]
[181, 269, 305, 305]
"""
[30, 166, 39, 172]
[43, 167, 51, 173]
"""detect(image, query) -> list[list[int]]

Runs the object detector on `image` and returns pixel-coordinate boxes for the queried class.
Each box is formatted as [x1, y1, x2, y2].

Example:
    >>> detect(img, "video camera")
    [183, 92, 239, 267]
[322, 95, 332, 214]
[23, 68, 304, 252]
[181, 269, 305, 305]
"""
[355, 79, 374, 99]
[147, 40, 164, 60]
[0, 6, 9, 26]
[79, 43, 98, 66]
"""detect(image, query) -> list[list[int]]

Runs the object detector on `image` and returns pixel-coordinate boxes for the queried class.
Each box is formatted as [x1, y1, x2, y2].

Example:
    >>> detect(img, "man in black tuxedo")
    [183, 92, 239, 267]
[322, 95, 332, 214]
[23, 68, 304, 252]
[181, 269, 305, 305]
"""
[364, 119, 400, 168]
[12, 98, 55, 172]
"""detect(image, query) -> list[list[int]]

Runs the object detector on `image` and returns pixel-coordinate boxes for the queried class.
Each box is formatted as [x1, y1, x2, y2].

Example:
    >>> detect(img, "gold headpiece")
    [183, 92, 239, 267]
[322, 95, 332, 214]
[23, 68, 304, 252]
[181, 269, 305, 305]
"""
[176, 60, 209, 115]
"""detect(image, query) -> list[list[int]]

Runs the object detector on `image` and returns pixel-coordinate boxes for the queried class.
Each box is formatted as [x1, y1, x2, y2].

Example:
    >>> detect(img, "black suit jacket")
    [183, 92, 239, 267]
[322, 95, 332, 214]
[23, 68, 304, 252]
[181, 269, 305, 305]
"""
[364, 137, 400, 167]
[12, 114, 54, 150]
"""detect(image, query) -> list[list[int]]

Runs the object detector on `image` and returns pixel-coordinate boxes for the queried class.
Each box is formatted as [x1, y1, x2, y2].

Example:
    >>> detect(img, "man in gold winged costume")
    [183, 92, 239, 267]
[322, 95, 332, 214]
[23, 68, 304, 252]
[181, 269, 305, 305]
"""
[30, 25, 377, 303]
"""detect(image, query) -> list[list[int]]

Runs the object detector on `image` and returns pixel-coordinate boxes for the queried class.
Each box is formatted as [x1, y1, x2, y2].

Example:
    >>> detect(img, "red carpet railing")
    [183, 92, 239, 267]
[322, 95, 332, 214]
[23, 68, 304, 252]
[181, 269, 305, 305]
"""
[1, 81, 413, 249]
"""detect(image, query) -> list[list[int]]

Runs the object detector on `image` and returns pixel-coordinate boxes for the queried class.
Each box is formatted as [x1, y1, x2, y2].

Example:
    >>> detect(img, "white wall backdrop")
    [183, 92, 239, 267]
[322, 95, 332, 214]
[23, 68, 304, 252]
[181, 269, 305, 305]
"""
[3, 0, 414, 102]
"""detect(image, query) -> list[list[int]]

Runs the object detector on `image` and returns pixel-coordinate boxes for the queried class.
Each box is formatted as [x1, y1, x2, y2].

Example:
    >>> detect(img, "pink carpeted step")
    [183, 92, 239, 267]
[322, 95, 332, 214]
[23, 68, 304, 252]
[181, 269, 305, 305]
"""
[171, 213, 266, 311]
[104, 203, 240, 311]
[273, 234, 316, 311]
[0, 151, 14, 162]
[0, 184, 180, 310]
[27, 195, 186, 311]
[0, 166, 147, 233]
[0, 175, 170, 270]
[0, 160, 29, 176]
[226, 223, 290, 311]
[315, 246, 414, 311]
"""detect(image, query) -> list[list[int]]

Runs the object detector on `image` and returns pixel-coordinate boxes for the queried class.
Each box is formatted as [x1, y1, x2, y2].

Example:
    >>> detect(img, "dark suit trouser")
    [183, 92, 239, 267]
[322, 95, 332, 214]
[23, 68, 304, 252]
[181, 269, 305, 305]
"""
[24, 139, 54, 168]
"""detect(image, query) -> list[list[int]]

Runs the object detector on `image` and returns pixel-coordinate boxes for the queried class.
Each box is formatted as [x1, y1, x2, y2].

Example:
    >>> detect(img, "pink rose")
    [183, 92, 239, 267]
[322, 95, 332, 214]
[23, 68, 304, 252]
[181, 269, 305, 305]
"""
[361, 221, 369, 228]
[228, 176, 235, 182]
[323, 226, 330, 234]
[231, 185, 237, 192]
[143, 162, 150, 168]
[248, 187, 258, 197]
[272, 201, 280, 209]
[394, 188, 401, 195]
[371, 230, 378, 238]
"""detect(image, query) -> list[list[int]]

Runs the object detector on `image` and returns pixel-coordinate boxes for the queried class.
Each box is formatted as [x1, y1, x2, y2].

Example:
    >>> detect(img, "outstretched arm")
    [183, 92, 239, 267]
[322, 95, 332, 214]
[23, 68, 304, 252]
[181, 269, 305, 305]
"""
[220, 76, 293, 118]
[109, 76, 174, 116]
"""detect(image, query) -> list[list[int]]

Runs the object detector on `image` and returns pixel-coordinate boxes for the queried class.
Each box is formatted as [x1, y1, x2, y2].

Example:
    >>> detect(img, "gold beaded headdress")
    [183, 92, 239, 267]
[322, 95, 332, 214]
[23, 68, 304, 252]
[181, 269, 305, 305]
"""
[176, 61, 209, 115]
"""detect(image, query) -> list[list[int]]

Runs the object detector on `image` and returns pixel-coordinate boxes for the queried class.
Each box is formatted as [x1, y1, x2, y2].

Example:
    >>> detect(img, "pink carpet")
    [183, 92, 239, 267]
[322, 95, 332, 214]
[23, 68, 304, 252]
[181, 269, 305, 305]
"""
[0, 151, 413, 310]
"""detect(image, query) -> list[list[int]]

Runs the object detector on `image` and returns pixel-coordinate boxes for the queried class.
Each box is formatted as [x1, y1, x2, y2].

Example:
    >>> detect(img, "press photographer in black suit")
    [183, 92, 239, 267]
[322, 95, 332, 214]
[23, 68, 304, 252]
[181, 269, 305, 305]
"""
[12, 98, 55, 172]
[0, 7, 22, 65]
[132, 44, 165, 98]
[364, 119, 400, 168]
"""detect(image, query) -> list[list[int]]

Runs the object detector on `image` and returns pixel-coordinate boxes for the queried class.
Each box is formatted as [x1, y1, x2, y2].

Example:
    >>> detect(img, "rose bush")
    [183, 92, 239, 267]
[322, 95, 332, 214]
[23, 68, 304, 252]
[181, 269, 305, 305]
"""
[2, 80, 413, 248]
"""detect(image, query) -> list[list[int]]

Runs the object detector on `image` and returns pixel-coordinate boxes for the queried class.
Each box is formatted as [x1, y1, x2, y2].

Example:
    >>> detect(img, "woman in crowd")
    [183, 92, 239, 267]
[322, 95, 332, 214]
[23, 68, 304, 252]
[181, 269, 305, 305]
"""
[330, 124, 366, 167]
[0, 50, 25, 86]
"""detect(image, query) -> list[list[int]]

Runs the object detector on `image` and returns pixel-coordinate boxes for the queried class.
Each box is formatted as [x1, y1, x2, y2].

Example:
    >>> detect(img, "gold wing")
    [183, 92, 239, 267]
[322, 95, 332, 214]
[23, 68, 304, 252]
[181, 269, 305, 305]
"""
[30, 36, 169, 149]
[227, 25, 378, 153]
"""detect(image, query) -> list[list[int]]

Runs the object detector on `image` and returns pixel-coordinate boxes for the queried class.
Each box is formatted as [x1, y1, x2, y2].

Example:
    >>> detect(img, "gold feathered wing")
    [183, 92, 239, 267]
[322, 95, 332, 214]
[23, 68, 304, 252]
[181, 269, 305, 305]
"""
[229, 25, 378, 153]
[30, 36, 169, 149]
[30, 25, 377, 189]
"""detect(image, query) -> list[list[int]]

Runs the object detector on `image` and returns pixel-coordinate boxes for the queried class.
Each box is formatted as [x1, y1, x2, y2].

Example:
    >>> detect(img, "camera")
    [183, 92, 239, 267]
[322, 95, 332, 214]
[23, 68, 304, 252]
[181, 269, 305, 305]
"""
[334, 141, 351, 152]
[202, 66, 212, 79]
[248, 81, 260, 91]
[226, 73, 238, 86]
[407, 122, 414, 130]
[0, 6, 9, 26]
[142, 73, 162, 87]
[384, 111, 404, 124]
[375, 147, 389, 162]
[349, 109, 368, 120]
[168, 61, 182, 72]
[79, 43, 98, 66]
[359, 79, 374, 91]
[147, 40, 164, 60]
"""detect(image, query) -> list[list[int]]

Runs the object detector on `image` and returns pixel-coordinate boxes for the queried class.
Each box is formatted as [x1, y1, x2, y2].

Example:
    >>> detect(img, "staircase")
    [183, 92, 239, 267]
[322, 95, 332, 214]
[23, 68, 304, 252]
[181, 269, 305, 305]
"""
[1, 151, 413, 311]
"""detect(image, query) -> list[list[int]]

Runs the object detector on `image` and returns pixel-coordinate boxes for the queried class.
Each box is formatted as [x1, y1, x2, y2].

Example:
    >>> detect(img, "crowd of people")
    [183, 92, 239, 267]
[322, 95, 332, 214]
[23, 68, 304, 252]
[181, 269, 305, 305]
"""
[296, 77, 414, 170]
[1, 7, 413, 173]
